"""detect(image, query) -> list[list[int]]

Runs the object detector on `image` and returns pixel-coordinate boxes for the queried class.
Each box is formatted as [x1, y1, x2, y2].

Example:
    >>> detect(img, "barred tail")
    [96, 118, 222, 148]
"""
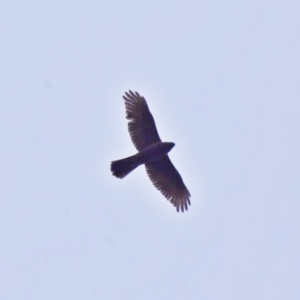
[110, 156, 139, 179]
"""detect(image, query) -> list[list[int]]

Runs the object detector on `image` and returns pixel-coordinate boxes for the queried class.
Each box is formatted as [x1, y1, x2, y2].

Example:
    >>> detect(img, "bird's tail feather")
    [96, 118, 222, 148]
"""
[111, 156, 139, 179]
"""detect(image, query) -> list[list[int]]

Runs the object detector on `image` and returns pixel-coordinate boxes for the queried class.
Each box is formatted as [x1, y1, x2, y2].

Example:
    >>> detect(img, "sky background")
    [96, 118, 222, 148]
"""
[1, 1, 300, 299]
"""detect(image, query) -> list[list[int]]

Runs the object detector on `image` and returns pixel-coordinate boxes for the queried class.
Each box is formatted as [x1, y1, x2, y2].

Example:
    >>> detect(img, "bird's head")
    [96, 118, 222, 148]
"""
[164, 142, 175, 152]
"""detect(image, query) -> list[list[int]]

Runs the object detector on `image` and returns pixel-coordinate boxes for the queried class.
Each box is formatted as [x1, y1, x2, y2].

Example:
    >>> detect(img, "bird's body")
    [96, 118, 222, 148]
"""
[111, 142, 175, 178]
[111, 91, 191, 212]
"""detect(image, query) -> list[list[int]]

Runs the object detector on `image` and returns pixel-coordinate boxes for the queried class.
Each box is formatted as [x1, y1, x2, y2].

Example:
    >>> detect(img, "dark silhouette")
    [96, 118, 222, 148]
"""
[111, 91, 191, 212]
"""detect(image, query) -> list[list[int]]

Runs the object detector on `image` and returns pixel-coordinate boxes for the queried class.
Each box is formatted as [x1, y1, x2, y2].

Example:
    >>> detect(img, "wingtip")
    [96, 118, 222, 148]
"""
[124, 90, 141, 98]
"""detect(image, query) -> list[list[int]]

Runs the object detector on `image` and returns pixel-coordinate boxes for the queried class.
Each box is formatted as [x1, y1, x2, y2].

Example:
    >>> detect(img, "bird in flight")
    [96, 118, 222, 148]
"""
[110, 91, 191, 212]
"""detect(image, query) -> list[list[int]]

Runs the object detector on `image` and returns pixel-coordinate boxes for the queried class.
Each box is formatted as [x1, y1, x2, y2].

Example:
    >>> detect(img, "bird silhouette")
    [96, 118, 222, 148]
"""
[111, 91, 191, 212]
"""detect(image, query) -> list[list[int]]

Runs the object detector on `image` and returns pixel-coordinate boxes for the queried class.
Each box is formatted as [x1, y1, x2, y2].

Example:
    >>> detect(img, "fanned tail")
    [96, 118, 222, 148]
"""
[111, 156, 139, 179]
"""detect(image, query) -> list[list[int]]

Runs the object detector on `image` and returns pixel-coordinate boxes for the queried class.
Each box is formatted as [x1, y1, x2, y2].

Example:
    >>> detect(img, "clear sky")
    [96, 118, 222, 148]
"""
[1, 1, 299, 299]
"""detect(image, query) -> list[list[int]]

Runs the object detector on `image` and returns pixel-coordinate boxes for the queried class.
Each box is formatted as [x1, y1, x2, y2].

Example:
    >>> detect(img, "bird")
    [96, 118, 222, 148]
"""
[110, 90, 191, 212]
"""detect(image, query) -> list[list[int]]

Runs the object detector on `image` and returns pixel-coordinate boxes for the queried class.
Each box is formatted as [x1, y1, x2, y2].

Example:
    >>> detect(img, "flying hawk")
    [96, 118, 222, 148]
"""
[111, 91, 191, 212]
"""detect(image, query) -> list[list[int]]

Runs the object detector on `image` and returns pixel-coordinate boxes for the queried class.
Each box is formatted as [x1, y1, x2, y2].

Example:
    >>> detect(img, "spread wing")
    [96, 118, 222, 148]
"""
[123, 91, 161, 151]
[145, 156, 191, 212]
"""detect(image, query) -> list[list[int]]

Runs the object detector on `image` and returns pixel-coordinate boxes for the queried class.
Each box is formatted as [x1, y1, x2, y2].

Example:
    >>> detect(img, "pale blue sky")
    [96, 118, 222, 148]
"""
[1, 1, 300, 299]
